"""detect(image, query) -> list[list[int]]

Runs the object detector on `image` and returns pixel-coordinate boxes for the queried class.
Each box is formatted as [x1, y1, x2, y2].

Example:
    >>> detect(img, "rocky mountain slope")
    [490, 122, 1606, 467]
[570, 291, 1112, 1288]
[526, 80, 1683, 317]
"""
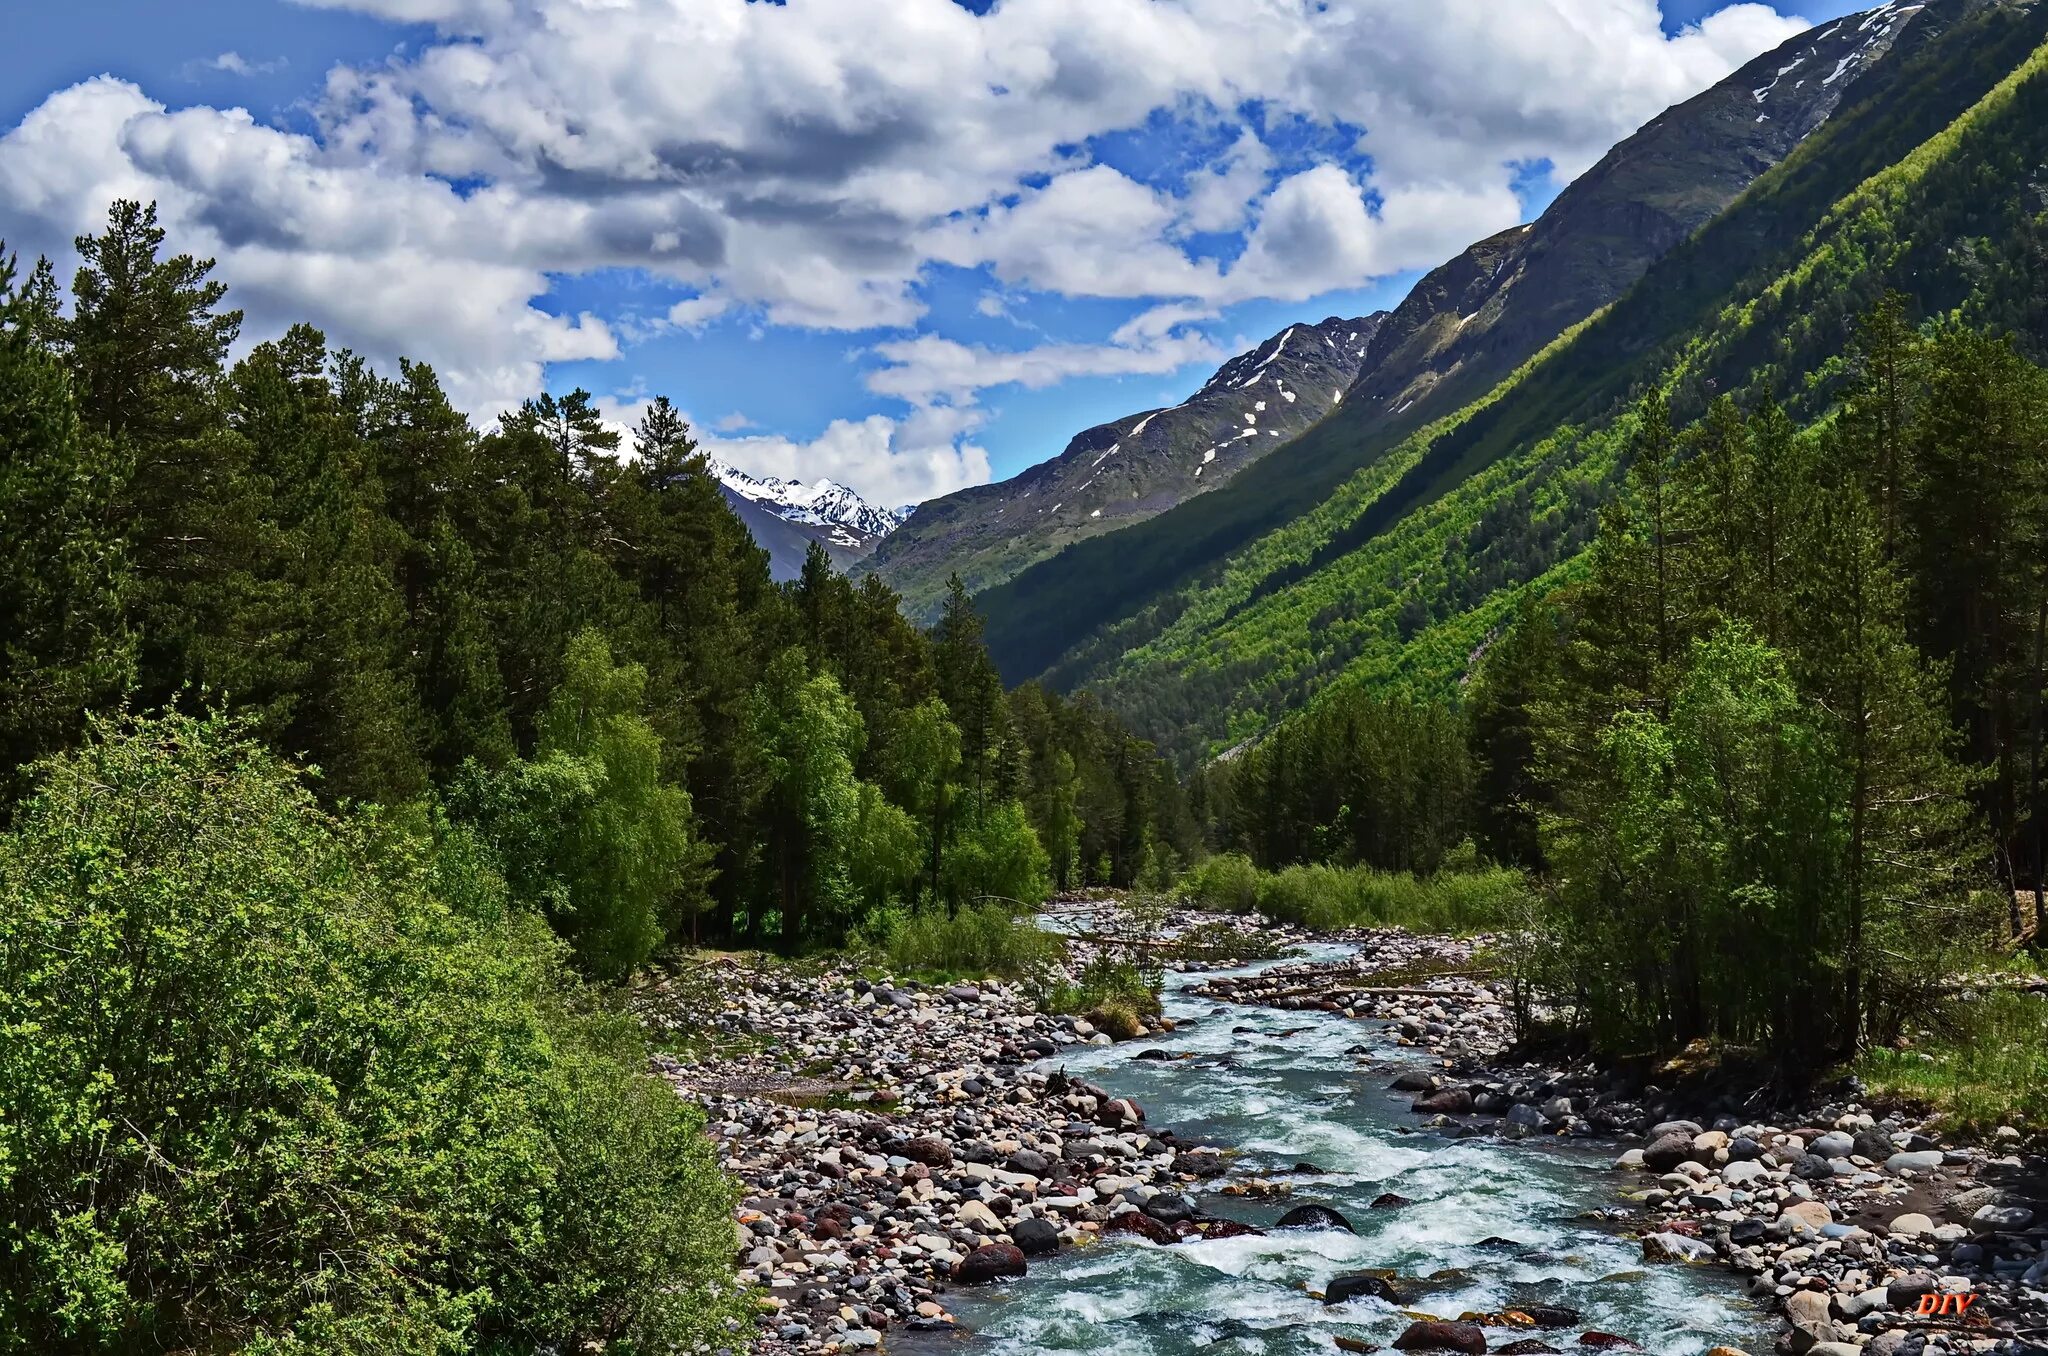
[974, 0, 1950, 686]
[859, 315, 1383, 622]
[1013, 0, 2048, 767]
[706, 454, 907, 580]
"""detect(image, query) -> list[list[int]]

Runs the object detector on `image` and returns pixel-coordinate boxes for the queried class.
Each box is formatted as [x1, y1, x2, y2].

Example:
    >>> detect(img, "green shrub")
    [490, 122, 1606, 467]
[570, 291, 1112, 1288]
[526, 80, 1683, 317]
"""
[1855, 988, 2048, 1133]
[0, 713, 745, 1354]
[882, 901, 1066, 979]
[1179, 853, 1262, 914]
[1044, 956, 1162, 1032]
[1184, 854, 1525, 935]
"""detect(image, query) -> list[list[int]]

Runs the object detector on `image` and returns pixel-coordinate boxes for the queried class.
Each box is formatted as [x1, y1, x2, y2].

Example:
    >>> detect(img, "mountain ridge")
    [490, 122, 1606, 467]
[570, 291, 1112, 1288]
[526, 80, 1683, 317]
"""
[972, 0, 1941, 686]
[858, 313, 1384, 621]
[1045, 0, 2048, 768]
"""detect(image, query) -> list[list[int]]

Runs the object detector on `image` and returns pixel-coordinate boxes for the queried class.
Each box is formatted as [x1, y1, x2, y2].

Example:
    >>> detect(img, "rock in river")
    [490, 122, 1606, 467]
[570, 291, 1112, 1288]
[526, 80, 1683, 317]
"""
[953, 1243, 1027, 1284]
[1394, 1319, 1488, 1354]
[1275, 1203, 1356, 1233]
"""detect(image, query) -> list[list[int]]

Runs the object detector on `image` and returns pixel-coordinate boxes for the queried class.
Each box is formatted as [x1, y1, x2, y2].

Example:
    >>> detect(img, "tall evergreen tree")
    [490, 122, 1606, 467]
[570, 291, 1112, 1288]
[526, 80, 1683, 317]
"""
[0, 250, 133, 801]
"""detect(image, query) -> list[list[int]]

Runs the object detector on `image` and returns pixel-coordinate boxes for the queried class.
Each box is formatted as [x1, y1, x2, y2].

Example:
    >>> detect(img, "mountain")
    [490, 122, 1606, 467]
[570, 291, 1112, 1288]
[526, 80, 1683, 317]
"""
[973, 0, 1948, 689]
[858, 314, 1384, 621]
[704, 454, 908, 581]
[977, 0, 2048, 768]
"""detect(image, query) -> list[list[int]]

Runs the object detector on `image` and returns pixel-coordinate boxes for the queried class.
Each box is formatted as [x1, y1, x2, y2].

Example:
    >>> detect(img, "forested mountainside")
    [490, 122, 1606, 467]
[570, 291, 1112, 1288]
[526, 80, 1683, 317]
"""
[973, 0, 1961, 687]
[861, 314, 1382, 622]
[993, 0, 2048, 772]
[0, 205, 1197, 963]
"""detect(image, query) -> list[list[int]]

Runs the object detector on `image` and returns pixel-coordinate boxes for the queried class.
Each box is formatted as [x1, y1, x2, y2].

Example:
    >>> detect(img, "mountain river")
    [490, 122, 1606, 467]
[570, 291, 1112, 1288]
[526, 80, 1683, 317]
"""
[935, 942, 1771, 1356]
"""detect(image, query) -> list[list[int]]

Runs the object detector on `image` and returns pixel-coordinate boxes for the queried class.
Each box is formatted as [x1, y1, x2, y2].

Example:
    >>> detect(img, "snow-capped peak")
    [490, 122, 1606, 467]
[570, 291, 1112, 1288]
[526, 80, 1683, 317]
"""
[704, 453, 909, 540]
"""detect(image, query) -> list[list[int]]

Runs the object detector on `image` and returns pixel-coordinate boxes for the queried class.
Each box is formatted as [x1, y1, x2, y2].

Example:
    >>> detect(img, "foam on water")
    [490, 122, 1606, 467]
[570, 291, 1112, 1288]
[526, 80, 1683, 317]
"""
[961, 936, 1769, 1355]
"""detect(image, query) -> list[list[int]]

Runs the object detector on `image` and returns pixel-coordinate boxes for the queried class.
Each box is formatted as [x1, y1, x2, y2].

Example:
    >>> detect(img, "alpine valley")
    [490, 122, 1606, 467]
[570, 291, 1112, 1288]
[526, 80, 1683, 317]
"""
[938, 0, 2048, 769]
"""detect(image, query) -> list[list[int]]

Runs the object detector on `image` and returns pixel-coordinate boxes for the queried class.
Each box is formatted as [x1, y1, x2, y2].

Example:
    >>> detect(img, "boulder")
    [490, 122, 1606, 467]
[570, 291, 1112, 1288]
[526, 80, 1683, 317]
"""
[1104, 1210, 1176, 1244]
[952, 1243, 1027, 1284]
[1886, 1212, 1935, 1237]
[1884, 1150, 1943, 1175]
[1011, 1216, 1061, 1255]
[1791, 1154, 1835, 1181]
[900, 1137, 955, 1169]
[1808, 1131, 1855, 1160]
[1003, 1149, 1051, 1177]
[1971, 1203, 2034, 1231]
[1371, 1192, 1413, 1210]
[955, 1199, 1002, 1234]
[1641, 1132, 1695, 1173]
[1781, 1200, 1833, 1234]
[1851, 1127, 1895, 1162]
[1326, 1271, 1405, 1306]
[1575, 1335, 1641, 1351]
[1883, 1272, 1939, 1311]
[1413, 1088, 1475, 1116]
[1393, 1320, 1487, 1354]
[1275, 1203, 1356, 1233]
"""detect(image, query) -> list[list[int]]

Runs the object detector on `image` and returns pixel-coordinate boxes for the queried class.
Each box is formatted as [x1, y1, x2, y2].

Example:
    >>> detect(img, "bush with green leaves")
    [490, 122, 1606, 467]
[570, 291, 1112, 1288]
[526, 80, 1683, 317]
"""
[939, 799, 1053, 910]
[1180, 852, 1523, 934]
[880, 901, 1066, 979]
[0, 713, 744, 1354]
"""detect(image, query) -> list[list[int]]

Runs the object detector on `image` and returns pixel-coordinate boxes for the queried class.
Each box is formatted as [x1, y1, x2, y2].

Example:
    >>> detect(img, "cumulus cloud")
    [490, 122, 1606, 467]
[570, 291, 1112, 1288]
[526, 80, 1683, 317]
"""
[0, 0, 1817, 499]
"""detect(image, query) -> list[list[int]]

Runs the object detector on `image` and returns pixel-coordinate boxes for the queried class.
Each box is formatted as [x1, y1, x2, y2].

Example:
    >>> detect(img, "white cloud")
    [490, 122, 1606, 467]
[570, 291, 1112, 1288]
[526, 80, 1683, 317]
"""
[602, 393, 990, 508]
[191, 52, 289, 79]
[0, 0, 1818, 497]
[865, 329, 1221, 409]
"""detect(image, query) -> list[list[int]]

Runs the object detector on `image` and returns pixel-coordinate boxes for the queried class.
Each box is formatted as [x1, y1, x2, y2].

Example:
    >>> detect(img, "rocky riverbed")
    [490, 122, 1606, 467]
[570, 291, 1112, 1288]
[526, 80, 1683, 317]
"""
[1194, 938, 2048, 1355]
[640, 910, 2048, 1356]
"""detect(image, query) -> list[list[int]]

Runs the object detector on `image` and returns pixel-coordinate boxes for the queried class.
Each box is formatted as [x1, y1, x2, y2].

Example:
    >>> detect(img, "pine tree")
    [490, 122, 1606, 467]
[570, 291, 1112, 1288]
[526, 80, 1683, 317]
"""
[0, 250, 133, 802]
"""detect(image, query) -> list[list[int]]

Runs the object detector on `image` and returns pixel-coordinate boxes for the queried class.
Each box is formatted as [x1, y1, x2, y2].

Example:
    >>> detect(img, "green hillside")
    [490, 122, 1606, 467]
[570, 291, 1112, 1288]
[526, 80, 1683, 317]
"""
[1042, 0, 2048, 768]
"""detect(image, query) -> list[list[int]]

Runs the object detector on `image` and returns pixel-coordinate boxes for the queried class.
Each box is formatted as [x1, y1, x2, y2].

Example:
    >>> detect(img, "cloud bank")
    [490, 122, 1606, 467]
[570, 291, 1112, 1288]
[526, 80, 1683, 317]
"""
[0, 0, 1811, 503]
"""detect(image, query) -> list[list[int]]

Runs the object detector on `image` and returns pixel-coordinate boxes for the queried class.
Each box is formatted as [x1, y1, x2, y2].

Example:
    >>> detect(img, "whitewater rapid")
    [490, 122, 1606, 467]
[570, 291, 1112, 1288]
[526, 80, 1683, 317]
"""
[941, 944, 1769, 1356]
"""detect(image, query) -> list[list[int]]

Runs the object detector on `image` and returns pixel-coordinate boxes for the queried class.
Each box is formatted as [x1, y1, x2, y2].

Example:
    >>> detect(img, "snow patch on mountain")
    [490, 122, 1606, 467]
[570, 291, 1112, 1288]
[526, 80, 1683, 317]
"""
[704, 453, 909, 543]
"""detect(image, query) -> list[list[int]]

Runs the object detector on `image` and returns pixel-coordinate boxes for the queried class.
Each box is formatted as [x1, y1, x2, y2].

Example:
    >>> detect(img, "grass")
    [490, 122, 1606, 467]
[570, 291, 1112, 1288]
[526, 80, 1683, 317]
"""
[876, 901, 1067, 981]
[1042, 955, 1162, 1038]
[1854, 988, 2048, 1134]
[1179, 853, 1527, 935]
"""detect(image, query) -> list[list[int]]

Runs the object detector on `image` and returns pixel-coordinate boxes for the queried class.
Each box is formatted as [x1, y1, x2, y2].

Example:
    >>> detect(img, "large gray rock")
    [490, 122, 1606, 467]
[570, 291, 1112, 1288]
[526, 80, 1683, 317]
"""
[1641, 1132, 1696, 1173]
[1884, 1150, 1943, 1175]
[1011, 1216, 1060, 1255]
[1808, 1131, 1855, 1160]
[1972, 1203, 2034, 1230]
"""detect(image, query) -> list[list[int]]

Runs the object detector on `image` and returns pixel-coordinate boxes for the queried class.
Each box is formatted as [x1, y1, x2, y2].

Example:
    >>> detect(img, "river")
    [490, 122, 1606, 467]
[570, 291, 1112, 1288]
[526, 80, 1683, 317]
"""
[939, 942, 1771, 1356]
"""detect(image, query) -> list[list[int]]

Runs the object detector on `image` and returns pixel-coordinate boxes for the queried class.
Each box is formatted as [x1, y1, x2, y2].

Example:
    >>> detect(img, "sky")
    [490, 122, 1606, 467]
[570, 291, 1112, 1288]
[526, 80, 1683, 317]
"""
[0, 0, 1872, 507]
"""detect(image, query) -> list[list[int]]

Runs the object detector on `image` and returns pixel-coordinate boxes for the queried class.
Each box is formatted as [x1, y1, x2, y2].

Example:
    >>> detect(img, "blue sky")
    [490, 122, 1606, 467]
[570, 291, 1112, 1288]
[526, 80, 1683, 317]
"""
[0, 0, 1872, 504]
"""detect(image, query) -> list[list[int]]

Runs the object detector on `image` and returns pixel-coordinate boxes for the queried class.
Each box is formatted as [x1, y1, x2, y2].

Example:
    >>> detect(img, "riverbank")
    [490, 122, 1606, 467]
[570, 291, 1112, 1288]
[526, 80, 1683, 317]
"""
[642, 907, 2047, 1356]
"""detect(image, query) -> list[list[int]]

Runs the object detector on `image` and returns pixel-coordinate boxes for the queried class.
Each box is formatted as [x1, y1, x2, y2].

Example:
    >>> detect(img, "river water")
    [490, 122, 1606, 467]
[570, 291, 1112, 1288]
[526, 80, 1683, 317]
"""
[941, 943, 1770, 1356]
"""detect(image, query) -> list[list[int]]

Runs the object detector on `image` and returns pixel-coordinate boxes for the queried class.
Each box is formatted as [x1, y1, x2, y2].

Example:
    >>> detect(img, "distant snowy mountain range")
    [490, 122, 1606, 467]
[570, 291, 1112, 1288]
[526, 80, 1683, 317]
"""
[704, 454, 910, 547]
[701, 453, 910, 581]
